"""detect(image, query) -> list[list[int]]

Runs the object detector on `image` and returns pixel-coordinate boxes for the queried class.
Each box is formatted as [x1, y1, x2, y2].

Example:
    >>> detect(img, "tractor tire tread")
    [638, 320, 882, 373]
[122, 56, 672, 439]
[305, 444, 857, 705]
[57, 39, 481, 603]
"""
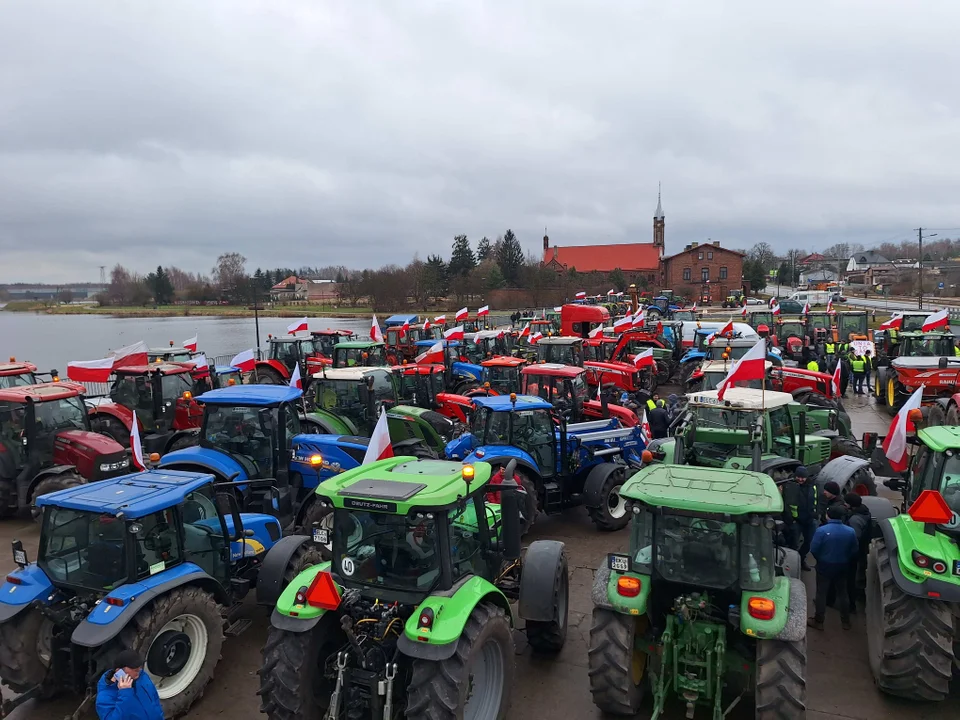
[586, 466, 630, 532]
[31, 472, 84, 522]
[524, 547, 568, 653]
[755, 637, 807, 720]
[0, 610, 51, 693]
[587, 607, 645, 715]
[258, 624, 328, 720]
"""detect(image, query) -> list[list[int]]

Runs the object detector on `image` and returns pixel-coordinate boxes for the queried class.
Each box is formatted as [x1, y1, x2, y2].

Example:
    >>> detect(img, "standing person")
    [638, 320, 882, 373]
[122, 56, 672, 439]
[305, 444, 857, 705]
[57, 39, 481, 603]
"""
[809, 505, 859, 630]
[819, 481, 846, 524]
[863, 349, 873, 394]
[838, 350, 851, 398]
[844, 493, 873, 613]
[850, 353, 866, 395]
[806, 357, 820, 373]
[96, 649, 164, 720]
[781, 466, 818, 571]
[648, 400, 670, 440]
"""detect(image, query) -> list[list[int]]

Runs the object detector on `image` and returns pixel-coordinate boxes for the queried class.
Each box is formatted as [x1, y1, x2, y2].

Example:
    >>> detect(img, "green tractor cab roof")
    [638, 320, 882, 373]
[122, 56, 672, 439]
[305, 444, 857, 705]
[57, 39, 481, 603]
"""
[315, 456, 493, 511]
[917, 425, 960, 453]
[620, 464, 783, 516]
[687, 387, 794, 410]
[336, 341, 385, 350]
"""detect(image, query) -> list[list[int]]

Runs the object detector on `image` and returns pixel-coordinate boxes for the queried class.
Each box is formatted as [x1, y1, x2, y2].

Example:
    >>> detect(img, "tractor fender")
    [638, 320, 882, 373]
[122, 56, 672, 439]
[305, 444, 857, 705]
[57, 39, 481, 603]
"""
[772, 577, 807, 643]
[469, 450, 540, 481]
[268, 562, 333, 633]
[518, 540, 566, 621]
[777, 547, 802, 579]
[581, 463, 624, 509]
[444, 432, 477, 460]
[88, 403, 138, 431]
[950, 392, 960, 408]
[860, 496, 897, 534]
[27, 465, 79, 502]
[591, 563, 615, 611]
[397, 575, 512, 661]
[158, 447, 248, 483]
[0, 564, 55, 623]
[71, 563, 228, 648]
[876, 522, 960, 602]
[165, 428, 200, 452]
[256, 535, 314, 607]
[758, 457, 802, 476]
[815, 456, 870, 494]
[931, 396, 951, 411]
[255, 359, 291, 379]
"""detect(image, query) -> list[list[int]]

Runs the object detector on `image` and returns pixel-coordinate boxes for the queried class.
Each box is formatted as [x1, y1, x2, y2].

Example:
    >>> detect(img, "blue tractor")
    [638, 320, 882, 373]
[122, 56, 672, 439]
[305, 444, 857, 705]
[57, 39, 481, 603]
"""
[0, 469, 320, 718]
[445, 394, 647, 532]
[412, 339, 483, 393]
[678, 329, 782, 385]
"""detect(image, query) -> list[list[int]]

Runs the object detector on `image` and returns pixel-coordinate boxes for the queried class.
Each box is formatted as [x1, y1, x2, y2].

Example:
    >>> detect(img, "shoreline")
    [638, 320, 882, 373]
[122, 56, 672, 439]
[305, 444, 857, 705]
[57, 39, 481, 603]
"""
[0, 303, 382, 319]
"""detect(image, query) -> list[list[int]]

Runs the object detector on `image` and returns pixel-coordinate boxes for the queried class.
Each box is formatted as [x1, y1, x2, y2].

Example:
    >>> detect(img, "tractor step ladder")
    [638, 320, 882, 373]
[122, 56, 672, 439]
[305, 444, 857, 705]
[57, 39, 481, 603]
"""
[225, 618, 253, 637]
[542, 481, 563, 513]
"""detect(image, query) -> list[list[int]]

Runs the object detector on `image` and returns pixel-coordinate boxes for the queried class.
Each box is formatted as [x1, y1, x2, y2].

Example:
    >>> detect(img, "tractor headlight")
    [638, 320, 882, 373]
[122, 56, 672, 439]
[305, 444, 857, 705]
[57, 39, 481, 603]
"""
[100, 459, 131, 472]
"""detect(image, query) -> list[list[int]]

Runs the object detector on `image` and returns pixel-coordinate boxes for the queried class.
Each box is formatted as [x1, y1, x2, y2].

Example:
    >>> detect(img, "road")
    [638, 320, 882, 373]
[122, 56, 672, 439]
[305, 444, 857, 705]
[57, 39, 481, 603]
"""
[2, 392, 958, 720]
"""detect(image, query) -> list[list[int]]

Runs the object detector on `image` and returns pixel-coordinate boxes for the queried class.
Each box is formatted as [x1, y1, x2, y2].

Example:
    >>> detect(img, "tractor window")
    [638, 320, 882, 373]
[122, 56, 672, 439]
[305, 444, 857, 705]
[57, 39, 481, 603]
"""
[483, 365, 517, 394]
[132, 510, 183, 577]
[203, 404, 278, 477]
[369, 372, 396, 405]
[313, 336, 336, 357]
[160, 373, 192, 400]
[768, 406, 793, 442]
[654, 515, 738, 589]
[333, 510, 441, 592]
[449, 501, 488, 579]
[33, 396, 88, 433]
[473, 408, 511, 446]
[0, 402, 26, 460]
[180, 487, 227, 580]
[740, 522, 775, 591]
[933, 451, 960, 516]
[911, 446, 936, 499]
[111, 375, 153, 420]
[629, 506, 654, 572]
[270, 342, 301, 368]
[901, 335, 954, 357]
[838, 316, 865, 338]
[0, 372, 34, 389]
[38, 509, 130, 591]
[283, 403, 300, 444]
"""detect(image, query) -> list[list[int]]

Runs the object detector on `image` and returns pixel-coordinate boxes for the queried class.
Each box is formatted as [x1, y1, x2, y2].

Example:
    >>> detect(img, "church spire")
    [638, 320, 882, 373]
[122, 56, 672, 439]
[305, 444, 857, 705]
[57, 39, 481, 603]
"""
[654, 182, 664, 220]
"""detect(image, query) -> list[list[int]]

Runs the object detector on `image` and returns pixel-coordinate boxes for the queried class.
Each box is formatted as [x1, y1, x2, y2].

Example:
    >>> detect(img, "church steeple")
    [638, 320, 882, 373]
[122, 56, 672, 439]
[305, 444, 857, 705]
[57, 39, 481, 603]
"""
[654, 182, 664, 220]
[653, 183, 665, 257]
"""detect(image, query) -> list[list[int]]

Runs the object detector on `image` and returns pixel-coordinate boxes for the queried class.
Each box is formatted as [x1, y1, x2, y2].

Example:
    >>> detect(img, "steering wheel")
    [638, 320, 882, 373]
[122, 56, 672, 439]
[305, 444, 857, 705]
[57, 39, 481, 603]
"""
[143, 523, 171, 551]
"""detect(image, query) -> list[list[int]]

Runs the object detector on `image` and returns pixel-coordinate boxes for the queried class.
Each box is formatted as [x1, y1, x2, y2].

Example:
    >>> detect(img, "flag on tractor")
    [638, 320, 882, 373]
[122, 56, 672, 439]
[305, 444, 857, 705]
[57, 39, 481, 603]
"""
[575, 291, 586, 299]
[399, 320, 410, 338]
[530, 331, 543, 344]
[634, 348, 655, 369]
[922, 308, 950, 332]
[370, 315, 384, 342]
[229, 349, 257, 372]
[588, 325, 604, 338]
[831, 360, 842, 397]
[434, 314, 446, 324]
[66, 357, 114, 382]
[415, 342, 445, 364]
[802, 301, 810, 315]
[423, 318, 432, 332]
[477, 305, 489, 317]
[519, 323, 531, 338]
[631, 312, 646, 329]
[613, 316, 631, 333]
[691, 301, 697, 312]
[607, 289, 615, 296]
[130, 419, 145, 471]
[740, 304, 748, 318]
[879, 313, 902, 331]
[716, 338, 767, 400]
[444, 325, 465, 341]
[708, 320, 734, 344]
[183, 335, 198, 352]
[771, 302, 781, 316]
[362, 410, 394, 464]
[826, 298, 835, 315]
[882, 385, 925, 472]
[287, 318, 308, 335]
[455, 307, 469, 322]
[111, 341, 149, 367]
[289, 363, 302, 389]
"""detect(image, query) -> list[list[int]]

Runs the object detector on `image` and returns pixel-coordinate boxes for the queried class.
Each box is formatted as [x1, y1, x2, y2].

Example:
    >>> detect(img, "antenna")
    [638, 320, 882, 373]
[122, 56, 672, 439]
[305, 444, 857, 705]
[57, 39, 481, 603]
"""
[99, 266, 106, 285]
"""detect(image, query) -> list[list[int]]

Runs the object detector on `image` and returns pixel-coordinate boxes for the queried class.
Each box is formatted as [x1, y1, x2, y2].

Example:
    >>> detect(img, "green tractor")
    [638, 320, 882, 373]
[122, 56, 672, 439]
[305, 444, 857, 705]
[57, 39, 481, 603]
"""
[865, 425, 960, 702]
[258, 457, 569, 719]
[589, 463, 807, 719]
[331, 341, 389, 368]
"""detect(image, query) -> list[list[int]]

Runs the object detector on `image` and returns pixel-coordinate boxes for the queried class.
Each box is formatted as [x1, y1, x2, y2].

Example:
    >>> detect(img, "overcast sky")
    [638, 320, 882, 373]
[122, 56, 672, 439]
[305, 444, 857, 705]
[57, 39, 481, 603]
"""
[2, 1, 960, 283]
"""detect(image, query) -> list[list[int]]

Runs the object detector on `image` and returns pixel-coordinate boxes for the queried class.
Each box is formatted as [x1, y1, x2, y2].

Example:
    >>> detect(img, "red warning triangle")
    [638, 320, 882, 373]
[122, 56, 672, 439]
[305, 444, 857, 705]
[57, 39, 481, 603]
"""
[907, 490, 954, 525]
[306, 571, 342, 610]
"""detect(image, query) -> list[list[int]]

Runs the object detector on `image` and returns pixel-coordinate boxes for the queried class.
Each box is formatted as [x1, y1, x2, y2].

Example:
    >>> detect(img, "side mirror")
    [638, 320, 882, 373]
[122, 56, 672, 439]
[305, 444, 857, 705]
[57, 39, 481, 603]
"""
[939, 356, 949, 369]
[216, 492, 243, 541]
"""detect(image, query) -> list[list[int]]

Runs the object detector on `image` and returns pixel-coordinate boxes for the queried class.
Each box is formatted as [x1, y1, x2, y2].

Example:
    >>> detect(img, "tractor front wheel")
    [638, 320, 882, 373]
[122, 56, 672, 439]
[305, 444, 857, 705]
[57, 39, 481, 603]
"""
[0, 609, 54, 693]
[586, 465, 631, 532]
[755, 637, 807, 719]
[252, 366, 284, 385]
[866, 538, 954, 701]
[116, 586, 224, 718]
[30, 472, 84, 522]
[406, 602, 514, 720]
[946, 403, 960, 426]
[925, 404, 946, 427]
[587, 608, 647, 714]
[513, 470, 539, 535]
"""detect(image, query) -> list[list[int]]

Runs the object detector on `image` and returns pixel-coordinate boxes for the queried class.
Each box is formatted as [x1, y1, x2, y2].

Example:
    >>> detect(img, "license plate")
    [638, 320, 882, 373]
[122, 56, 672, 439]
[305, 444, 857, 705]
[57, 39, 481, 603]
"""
[608, 553, 630, 573]
[313, 528, 329, 545]
[12, 550, 27, 567]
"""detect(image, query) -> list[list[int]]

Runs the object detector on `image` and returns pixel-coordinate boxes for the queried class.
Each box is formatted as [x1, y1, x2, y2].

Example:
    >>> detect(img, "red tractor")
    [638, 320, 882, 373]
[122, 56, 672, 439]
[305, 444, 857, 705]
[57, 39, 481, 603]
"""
[250, 331, 356, 385]
[879, 331, 960, 419]
[535, 336, 655, 395]
[0, 383, 129, 519]
[520, 364, 638, 426]
[393, 364, 476, 424]
[87, 363, 203, 454]
[0, 359, 61, 389]
[559, 303, 610, 338]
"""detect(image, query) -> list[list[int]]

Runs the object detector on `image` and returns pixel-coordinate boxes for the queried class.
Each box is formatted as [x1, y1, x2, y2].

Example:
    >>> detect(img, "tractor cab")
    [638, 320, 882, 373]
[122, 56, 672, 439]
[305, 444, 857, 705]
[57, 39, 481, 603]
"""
[775, 318, 806, 359]
[899, 312, 931, 333]
[891, 426, 960, 525]
[535, 336, 584, 367]
[672, 309, 698, 321]
[688, 360, 774, 393]
[148, 345, 199, 364]
[309, 367, 397, 436]
[560, 303, 610, 338]
[463, 330, 510, 363]
[468, 395, 561, 478]
[0, 360, 40, 389]
[310, 330, 356, 364]
[899, 332, 955, 358]
[521, 364, 587, 420]
[584, 337, 618, 362]
[746, 310, 773, 328]
[480, 356, 527, 395]
[804, 312, 834, 342]
[266, 336, 323, 375]
[835, 311, 871, 342]
[107, 364, 198, 433]
[383, 316, 420, 363]
[331, 341, 388, 369]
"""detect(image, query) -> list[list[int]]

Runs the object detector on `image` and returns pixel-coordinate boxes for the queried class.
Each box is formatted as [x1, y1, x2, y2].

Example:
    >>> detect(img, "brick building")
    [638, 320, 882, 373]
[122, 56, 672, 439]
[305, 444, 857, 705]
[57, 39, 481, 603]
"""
[660, 241, 744, 304]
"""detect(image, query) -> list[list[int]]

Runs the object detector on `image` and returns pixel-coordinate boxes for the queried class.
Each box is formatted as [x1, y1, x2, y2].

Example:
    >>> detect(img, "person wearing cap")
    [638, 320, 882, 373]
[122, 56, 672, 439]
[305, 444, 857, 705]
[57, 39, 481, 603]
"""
[809, 504, 859, 631]
[819, 480, 846, 524]
[96, 648, 163, 720]
[781, 465, 818, 571]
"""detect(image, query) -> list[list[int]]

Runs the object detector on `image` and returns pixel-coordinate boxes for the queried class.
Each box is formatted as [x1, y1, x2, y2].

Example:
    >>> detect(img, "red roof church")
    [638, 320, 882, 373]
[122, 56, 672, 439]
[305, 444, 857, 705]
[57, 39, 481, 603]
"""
[542, 191, 666, 276]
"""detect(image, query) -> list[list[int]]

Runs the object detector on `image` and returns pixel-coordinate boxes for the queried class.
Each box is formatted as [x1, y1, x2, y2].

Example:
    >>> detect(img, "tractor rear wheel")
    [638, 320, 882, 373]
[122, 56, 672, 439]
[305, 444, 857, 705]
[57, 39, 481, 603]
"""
[587, 608, 647, 714]
[406, 602, 514, 720]
[253, 366, 284, 385]
[586, 465, 631, 532]
[829, 435, 864, 461]
[755, 637, 806, 719]
[866, 538, 954, 701]
[925, 404, 946, 427]
[258, 614, 346, 720]
[91, 414, 130, 447]
[946, 403, 960, 426]
[0, 609, 54, 693]
[884, 377, 900, 416]
[30, 472, 84, 522]
[114, 586, 224, 718]
[167, 434, 198, 453]
[513, 470, 538, 535]
[282, 543, 324, 588]
[524, 543, 569, 653]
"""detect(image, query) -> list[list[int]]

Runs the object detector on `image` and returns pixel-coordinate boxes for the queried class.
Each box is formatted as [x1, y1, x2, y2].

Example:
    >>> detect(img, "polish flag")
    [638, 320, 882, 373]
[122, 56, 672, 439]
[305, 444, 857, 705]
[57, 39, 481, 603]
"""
[287, 318, 308, 335]
[607, 289, 615, 296]
[519, 323, 531, 338]
[444, 325, 465, 341]
[530, 331, 543, 344]
[740, 304, 748, 318]
[879, 313, 902, 331]
[575, 291, 586, 299]
[477, 305, 490, 317]
[423, 318, 432, 332]
[691, 302, 697, 312]
[455, 307, 469, 322]
[289, 363, 302, 390]
[709, 320, 735, 344]
[717, 338, 768, 400]
[613, 316, 632, 333]
[634, 348, 655, 369]
[639, 409, 651, 445]
[130, 418, 145, 470]
[882, 385, 925, 473]
[831, 360, 842, 396]
[632, 312, 646, 330]
[826, 299, 835, 315]
[588, 325, 604, 339]
[771, 302, 781, 316]
[553, 306, 562, 312]
[183, 335, 198, 352]
[362, 410, 395, 464]
[371, 315, 384, 342]
[111, 341, 149, 368]
[67, 356, 114, 383]
[230, 349, 257, 372]
[434, 315, 447, 324]
[192, 354, 209, 370]
[415, 341, 445, 364]
[400, 321, 410, 338]
[802, 301, 810, 315]
[922, 308, 950, 332]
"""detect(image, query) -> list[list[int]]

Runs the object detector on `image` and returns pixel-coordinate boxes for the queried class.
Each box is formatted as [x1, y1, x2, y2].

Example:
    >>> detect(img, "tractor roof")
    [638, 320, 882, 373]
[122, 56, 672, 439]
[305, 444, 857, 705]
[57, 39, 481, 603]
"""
[315, 457, 493, 510]
[481, 356, 526, 368]
[687, 387, 793, 410]
[313, 366, 390, 381]
[471, 394, 553, 411]
[197, 385, 302, 406]
[337, 341, 385, 349]
[311, 329, 355, 337]
[35, 469, 215, 517]
[148, 347, 197, 355]
[115, 363, 191, 376]
[699, 360, 772, 374]
[399, 364, 443, 375]
[269, 336, 315, 344]
[620, 464, 783, 515]
[0, 361, 38, 375]
[536, 336, 581, 346]
[522, 363, 584, 378]
[385, 314, 419, 325]
[917, 426, 960, 452]
[0, 382, 83, 403]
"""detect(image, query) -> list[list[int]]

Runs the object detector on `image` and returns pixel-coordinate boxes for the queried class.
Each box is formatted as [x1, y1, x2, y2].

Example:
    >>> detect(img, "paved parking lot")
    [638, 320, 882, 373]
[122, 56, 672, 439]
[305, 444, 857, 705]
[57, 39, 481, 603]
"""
[2, 390, 958, 719]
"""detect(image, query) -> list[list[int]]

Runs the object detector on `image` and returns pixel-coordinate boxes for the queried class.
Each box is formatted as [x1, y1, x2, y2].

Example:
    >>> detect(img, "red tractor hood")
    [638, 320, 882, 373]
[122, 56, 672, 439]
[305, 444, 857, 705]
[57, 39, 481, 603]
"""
[54, 429, 128, 480]
[57, 429, 125, 454]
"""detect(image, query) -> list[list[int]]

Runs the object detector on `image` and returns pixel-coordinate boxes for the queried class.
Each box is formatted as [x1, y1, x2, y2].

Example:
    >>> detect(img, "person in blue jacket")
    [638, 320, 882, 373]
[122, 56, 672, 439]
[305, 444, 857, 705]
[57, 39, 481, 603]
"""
[808, 504, 859, 631]
[96, 649, 164, 720]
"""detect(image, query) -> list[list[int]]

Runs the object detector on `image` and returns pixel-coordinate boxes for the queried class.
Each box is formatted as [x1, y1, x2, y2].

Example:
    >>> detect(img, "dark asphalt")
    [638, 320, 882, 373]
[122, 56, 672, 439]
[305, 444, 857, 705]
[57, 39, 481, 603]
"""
[3, 390, 958, 720]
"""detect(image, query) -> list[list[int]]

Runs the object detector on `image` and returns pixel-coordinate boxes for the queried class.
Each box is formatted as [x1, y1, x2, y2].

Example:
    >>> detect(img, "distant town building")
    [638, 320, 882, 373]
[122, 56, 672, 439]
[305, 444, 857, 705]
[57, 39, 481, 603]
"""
[269, 276, 338, 304]
[660, 241, 745, 304]
[798, 268, 838, 285]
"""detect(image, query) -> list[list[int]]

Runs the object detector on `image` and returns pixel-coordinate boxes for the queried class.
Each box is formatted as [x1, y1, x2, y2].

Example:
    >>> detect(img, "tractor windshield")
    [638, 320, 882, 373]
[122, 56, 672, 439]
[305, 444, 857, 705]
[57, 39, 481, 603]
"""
[160, 373, 192, 401]
[202, 404, 279, 477]
[33, 396, 88, 432]
[0, 372, 35, 389]
[522, 373, 586, 416]
[654, 514, 738, 589]
[471, 407, 555, 448]
[270, 341, 306, 368]
[38, 509, 130, 591]
[482, 365, 519, 394]
[900, 335, 955, 357]
[332, 510, 441, 592]
[314, 380, 371, 430]
[334, 346, 387, 368]
[537, 343, 582, 367]
[396, 372, 442, 408]
[838, 315, 866, 338]
[779, 322, 804, 338]
[901, 315, 926, 332]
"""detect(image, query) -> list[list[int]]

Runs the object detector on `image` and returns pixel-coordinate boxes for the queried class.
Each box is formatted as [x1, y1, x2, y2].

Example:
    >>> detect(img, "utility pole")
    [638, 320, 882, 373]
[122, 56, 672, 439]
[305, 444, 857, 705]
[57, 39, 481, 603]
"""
[916, 228, 938, 310]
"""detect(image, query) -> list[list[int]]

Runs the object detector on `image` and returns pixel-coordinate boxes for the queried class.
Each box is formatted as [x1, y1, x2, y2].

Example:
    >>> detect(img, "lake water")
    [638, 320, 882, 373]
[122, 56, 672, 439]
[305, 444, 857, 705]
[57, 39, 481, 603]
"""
[0, 312, 370, 371]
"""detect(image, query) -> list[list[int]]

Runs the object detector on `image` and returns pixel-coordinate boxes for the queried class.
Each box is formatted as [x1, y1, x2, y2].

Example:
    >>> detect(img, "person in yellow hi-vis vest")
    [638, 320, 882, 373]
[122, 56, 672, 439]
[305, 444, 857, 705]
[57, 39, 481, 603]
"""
[850, 354, 866, 395]
[807, 358, 819, 373]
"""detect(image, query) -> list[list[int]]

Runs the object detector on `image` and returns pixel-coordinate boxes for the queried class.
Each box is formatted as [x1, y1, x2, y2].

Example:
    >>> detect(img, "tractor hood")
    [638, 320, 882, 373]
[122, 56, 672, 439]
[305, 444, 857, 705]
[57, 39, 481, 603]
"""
[54, 430, 128, 480]
[451, 361, 482, 380]
[158, 446, 250, 482]
[891, 357, 952, 370]
[445, 432, 477, 460]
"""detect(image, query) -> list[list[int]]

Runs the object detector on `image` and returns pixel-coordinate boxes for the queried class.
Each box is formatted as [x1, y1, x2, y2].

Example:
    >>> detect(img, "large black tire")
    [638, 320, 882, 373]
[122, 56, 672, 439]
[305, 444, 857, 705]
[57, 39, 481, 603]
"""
[30, 472, 84, 522]
[296, 500, 333, 559]
[283, 543, 324, 588]
[585, 465, 631, 532]
[258, 615, 346, 720]
[829, 435, 864, 461]
[406, 602, 514, 720]
[587, 608, 647, 715]
[0, 609, 54, 693]
[946, 403, 960, 426]
[91, 414, 130, 447]
[755, 637, 806, 720]
[524, 544, 569, 653]
[112, 586, 225, 718]
[865, 538, 954, 701]
[925, 404, 946, 428]
[167, 434, 198, 453]
[884, 376, 901, 417]
[511, 470, 538, 535]
[252, 366, 285, 385]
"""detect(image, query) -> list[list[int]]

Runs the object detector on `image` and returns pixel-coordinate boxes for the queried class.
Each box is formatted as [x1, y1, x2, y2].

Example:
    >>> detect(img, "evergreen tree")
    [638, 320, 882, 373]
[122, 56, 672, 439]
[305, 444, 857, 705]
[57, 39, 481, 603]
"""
[448, 235, 476, 278]
[424, 255, 448, 301]
[609, 268, 627, 292]
[476, 236, 492, 261]
[147, 265, 175, 304]
[495, 229, 524, 285]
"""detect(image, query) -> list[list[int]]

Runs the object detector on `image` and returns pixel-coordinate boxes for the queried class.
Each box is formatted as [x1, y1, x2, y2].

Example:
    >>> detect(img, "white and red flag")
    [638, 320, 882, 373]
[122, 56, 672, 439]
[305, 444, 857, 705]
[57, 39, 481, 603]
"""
[183, 335, 198, 352]
[399, 320, 410, 338]
[575, 291, 586, 299]
[691, 302, 697, 312]
[370, 315, 384, 342]
[639, 409, 651, 445]
[922, 308, 950, 332]
[230, 349, 257, 372]
[477, 305, 489, 317]
[530, 331, 543, 344]
[66, 357, 114, 383]
[422, 318, 432, 332]
[613, 316, 632, 333]
[289, 363, 302, 390]
[709, 320, 735, 345]
[802, 301, 810, 315]
[634, 348, 655, 369]
[826, 298, 835, 315]
[607, 289, 615, 297]
[717, 338, 767, 400]
[111, 341, 149, 367]
[879, 313, 902, 331]
[831, 360, 842, 396]
[740, 304, 748, 318]
[455, 307, 469, 322]
[130, 418, 145, 470]
[362, 410, 395, 464]
[519, 323, 531, 338]
[882, 385, 925, 473]
[771, 302, 781, 316]
[434, 314, 447, 325]
[191, 354, 209, 370]
[415, 342, 445, 364]
[588, 325, 605, 339]
[444, 325, 465, 341]
[287, 318, 308, 335]
[632, 312, 646, 330]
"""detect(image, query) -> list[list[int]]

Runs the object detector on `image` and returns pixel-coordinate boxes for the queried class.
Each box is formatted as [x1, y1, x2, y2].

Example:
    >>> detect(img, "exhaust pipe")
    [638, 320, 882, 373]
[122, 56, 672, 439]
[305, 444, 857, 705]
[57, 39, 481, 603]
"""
[498, 459, 522, 560]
